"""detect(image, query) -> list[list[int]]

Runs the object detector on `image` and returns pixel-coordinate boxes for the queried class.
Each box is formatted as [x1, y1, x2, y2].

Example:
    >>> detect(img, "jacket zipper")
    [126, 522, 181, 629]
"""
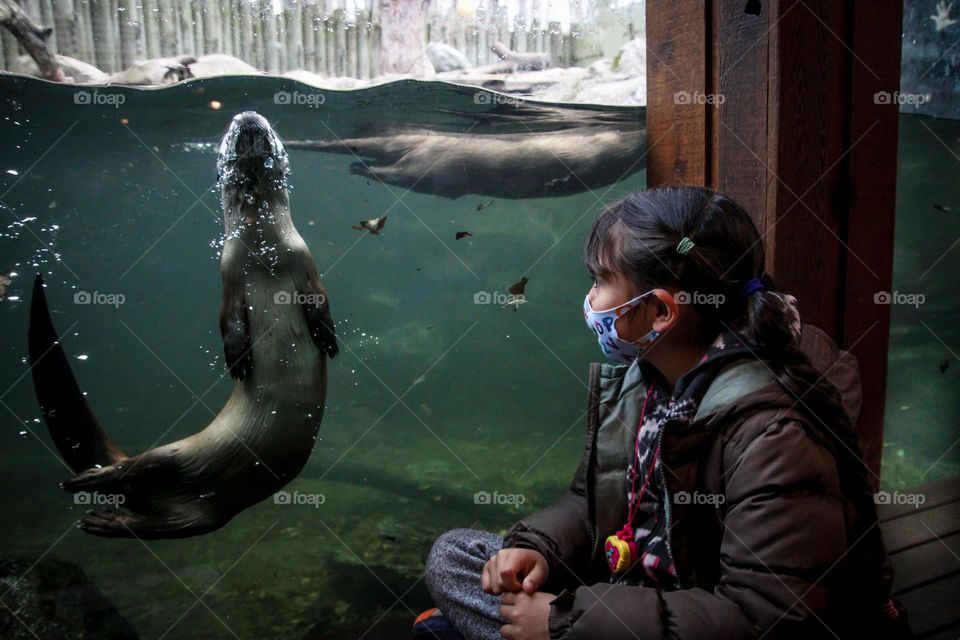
[656, 413, 681, 588]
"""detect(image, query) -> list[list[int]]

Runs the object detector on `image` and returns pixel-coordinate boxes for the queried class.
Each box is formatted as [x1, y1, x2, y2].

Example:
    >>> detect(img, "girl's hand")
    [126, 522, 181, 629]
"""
[482, 548, 549, 595]
[499, 590, 554, 640]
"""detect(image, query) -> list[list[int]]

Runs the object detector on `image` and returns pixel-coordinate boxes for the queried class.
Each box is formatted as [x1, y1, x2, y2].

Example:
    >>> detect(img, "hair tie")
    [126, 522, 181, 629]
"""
[739, 277, 765, 299]
[676, 237, 696, 256]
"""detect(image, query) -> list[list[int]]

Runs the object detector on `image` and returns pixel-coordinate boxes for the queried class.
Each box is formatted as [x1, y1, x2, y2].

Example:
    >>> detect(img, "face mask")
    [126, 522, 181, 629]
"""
[583, 291, 661, 365]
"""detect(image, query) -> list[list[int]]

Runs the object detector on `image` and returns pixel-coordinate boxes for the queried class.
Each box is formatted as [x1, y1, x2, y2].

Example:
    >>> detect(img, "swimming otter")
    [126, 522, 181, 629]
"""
[28, 112, 338, 539]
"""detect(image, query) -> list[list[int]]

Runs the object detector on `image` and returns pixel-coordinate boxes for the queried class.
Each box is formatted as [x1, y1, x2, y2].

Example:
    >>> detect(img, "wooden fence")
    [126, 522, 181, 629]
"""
[0, 0, 640, 78]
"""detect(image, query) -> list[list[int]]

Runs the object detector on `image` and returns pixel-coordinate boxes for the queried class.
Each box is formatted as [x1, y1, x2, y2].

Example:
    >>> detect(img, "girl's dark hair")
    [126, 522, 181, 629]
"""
[584, 185, 874, 492]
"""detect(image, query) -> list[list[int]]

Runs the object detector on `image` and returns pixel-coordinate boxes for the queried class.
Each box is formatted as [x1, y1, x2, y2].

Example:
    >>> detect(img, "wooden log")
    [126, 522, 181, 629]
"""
[230, 0, 240, 58]
[371, 16, 380, 76]
[118, 0, 141, 67]
[350, 15, 360, 76]
[287, 0, 303, 70]
[78, 0, 94, 64]
[238, 0, 251, 63]
[547, 19, 560, 63]
[89, 0, 113, 71]
[356, 8, 369, 78]
[142, 0, 159, 57]
[263, 2, 278, 72]
[157, 0, 175, 56]
[323, 7, 333, 74]
[275, 1, 287, 72]
[110, 0, 120, 70]
[0, 0, 63, 79]
[333, 7, 344, 75]
[52, 0, 78, 56]
[38, 0, 55, 52]
[178, 0, 193, 54]
[218, 0, 231, 56]
[251, 1, 263, 69]
[303, 0, 317, 72]
[191, 0, 204, 55]
[201, 0, 218, 53]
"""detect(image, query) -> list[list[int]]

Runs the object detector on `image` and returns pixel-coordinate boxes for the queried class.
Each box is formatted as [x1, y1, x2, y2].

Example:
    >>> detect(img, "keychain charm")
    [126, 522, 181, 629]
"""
[605, 525, 638, 573]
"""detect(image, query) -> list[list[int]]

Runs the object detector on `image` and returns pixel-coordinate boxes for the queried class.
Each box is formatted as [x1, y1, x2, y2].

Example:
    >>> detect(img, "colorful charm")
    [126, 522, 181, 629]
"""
[605, 526, 638, 573]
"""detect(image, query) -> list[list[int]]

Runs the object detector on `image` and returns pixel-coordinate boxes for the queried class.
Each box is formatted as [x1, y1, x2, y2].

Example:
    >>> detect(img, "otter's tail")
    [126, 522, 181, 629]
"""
[28, 275, 125, 472]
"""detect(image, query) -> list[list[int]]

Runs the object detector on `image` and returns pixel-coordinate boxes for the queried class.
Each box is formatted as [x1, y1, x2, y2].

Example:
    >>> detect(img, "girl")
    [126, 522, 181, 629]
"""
[418, 186, 907, 640]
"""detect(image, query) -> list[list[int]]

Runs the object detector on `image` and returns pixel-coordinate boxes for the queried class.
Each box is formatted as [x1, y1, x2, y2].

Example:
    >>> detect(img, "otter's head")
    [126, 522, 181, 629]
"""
[217, 112, 290, 232]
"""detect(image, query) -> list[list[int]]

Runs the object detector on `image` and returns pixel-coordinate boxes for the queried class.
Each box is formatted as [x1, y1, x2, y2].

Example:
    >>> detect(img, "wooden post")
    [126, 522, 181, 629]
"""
[646, 0, 903, 486]
[142, 0, 159, 57]
[304, 0, 318, 72]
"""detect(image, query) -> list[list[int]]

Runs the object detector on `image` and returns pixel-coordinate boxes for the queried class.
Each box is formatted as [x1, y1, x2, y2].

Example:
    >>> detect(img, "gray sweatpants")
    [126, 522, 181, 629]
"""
[425, 528, 506, 640]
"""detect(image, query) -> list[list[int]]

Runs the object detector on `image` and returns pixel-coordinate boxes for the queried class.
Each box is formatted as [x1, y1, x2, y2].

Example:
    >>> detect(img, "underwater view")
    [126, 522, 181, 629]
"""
[0, 75, 647, 637]
[883, 113, 960, 490]
[0, 75, 957, 640]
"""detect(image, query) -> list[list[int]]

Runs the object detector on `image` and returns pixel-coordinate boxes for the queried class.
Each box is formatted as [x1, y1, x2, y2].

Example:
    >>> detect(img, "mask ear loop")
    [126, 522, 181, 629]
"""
[623, 289, 677, 346]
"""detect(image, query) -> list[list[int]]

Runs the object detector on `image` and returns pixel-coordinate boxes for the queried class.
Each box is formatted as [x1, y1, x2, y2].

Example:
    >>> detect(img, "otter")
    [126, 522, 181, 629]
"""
[28, 112, 337, 539]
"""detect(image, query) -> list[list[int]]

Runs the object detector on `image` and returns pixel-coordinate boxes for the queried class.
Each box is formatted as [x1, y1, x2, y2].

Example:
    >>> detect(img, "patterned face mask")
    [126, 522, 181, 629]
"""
[583, 291, 662, 365]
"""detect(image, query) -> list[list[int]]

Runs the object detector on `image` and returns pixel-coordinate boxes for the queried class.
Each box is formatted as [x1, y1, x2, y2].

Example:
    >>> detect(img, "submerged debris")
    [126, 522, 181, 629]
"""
[352, 215, 387, 235]
[503, 276, 529, 310]
[0, 269, 16, 301]
[476, 200, 495, 213]
[455, 231, 472, 240]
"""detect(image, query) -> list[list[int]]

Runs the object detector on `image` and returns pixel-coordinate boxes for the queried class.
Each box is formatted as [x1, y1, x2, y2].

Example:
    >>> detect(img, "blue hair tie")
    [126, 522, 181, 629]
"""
[739, 277, 765, 300]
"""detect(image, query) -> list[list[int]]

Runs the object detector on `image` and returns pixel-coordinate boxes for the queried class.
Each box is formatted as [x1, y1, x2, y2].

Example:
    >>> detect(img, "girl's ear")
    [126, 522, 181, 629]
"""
[650, 288, 680, 333]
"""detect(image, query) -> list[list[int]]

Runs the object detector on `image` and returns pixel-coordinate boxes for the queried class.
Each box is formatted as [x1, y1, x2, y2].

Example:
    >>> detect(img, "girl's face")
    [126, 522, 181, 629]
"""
[586, 269, 679, 343]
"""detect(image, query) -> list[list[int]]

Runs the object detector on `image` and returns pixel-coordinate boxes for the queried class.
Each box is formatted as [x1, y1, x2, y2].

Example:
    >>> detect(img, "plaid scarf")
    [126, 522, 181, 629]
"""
[611, 328, 767, 589]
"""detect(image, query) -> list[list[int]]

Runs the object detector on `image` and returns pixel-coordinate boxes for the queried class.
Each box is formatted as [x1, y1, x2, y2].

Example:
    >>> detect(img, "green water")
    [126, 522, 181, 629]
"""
[882, 113, 960, 490]
[0, 75, 645, 638]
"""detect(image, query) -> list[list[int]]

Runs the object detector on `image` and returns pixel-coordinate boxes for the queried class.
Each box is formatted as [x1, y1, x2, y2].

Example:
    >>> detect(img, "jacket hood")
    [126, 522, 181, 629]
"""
[596, 323, 862, 433]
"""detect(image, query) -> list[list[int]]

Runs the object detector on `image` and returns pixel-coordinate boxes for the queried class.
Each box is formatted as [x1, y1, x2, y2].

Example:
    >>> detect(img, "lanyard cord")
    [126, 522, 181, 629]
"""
[627, 381, 659, 526]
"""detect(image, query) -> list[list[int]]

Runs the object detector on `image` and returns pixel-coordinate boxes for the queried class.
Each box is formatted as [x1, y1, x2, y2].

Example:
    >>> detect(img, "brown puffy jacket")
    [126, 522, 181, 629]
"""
[503, 325, 903, 640]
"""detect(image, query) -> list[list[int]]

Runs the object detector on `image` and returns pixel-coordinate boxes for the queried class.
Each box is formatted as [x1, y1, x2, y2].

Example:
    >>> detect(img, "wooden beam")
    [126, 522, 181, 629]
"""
[646, 0, 901, 484]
